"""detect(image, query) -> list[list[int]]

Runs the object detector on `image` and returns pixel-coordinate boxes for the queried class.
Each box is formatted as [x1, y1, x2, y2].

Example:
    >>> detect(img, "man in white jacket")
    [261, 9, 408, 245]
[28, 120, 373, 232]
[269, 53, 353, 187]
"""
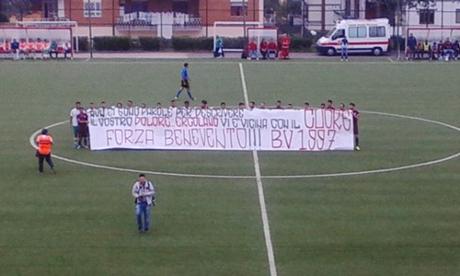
[132, 174, 156, 233]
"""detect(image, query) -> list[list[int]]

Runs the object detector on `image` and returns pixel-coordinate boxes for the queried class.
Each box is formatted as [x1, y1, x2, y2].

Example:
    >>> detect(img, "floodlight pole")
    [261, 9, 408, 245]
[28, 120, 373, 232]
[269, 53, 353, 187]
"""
[243, 0, 247, 38]
[87, 0, 93, 59]
[301, 0, 305, 38]
[396, 0, 401, 60]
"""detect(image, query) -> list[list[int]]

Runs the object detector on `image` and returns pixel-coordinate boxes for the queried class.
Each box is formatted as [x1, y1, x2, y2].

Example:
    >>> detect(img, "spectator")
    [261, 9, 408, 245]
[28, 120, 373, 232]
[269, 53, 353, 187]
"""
[260, 39, 268, 60]
[183, 100, 190, 110]
[249, 101, 256, 110]
[267, 39, 277, 59]
[259, 102, 266, 109]
[422, 40, 430, 59]
[304, 102, 310, 110]
[49, 40, 58, 59]
[443, 38, 454, 61]
[64, 41, 72, 59]
[238, 102, 246, 109]
[430, 42, 438, 60]
[19, 39, 28, 60]
[407, 33, 417, 60]
[220, 102, 226, 109]
[453, 40, 460, 60]
[339, 103, 346, 111]
[320, 103, 326, 109]
[247, 40, 258, 60]
[278, 34, 291, 59]
[341, 36, 349, 61]
[214, 35, 224, 58]
[437, 40, 444, 60]
[11, 39, 19, 60]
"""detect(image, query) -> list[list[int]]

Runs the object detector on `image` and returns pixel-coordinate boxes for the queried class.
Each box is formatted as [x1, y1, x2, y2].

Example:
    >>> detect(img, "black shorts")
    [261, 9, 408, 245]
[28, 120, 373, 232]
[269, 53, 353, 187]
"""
[181, 80, 190, 89]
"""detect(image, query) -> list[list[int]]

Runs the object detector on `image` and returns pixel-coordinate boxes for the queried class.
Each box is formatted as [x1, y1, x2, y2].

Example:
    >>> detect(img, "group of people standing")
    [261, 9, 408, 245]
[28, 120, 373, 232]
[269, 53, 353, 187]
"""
[407, 33, 460, 61]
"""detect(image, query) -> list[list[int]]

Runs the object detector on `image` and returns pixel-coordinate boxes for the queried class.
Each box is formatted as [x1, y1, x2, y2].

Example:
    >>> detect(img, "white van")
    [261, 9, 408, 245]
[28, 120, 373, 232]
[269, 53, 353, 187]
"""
[316, 18, 391, 56]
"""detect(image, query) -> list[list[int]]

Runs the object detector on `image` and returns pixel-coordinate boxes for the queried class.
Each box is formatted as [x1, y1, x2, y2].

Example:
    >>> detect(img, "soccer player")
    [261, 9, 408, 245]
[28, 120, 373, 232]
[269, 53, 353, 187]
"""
[35, 129, 55, 174]
[275, 100, 283, 109]
[77, 107, 90, 149]
[69, 101, 81, 148]
[99, 101, 107, 117]
[175, 63, 195, 100]
[326, 99, 335, 110]
[349, 102, 360, 151]
[200, 100, 208, 109]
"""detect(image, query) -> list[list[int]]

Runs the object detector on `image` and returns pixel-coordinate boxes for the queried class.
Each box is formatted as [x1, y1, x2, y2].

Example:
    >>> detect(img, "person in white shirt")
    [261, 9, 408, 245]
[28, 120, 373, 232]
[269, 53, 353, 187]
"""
[132, 174, 156, 233]
[69, 101, 81, 148]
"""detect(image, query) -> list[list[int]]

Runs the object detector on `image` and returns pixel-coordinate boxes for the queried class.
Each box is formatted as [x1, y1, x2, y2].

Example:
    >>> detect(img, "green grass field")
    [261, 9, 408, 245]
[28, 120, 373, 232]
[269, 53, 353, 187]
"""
[0, 59, 459, 276]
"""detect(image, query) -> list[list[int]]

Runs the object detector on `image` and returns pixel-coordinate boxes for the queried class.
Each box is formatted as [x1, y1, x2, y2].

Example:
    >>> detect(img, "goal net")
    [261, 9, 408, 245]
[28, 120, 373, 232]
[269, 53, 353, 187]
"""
[406, 27, 460, 44]
[213, 21, 263, 52]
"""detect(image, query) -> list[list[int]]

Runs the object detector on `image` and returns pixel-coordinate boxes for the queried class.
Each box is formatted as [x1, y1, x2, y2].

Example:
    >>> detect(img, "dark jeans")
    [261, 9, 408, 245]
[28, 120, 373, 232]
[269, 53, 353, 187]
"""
[37, 152, 54, 172]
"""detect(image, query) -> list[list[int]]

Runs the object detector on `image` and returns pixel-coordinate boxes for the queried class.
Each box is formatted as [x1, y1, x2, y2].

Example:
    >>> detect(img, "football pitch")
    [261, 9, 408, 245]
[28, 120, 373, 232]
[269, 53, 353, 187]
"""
[0, 59, 459, 276]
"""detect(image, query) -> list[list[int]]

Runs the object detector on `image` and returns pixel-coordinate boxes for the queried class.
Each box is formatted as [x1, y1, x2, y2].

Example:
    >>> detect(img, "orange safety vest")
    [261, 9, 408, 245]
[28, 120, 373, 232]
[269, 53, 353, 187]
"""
[36, 134, 53, 155]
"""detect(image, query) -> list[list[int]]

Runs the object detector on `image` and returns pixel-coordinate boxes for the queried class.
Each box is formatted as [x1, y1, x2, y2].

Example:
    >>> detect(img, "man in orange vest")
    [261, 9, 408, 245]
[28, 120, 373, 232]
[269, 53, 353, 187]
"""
[35, 129, 55, 173]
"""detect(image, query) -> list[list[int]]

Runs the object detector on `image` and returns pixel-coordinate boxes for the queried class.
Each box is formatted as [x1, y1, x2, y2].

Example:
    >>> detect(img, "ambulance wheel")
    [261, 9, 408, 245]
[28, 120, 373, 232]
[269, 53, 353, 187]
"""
[372, 47, 383, 56]
[326, 48, 336, 56]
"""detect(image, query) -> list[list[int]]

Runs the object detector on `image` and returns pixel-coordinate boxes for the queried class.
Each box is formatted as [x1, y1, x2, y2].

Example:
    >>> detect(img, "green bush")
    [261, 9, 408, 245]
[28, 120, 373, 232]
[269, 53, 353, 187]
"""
[221, 37, 246, 49]
[290, 36, 313, 51]
[75, 37, 88, 52]
[172, 37, 213, 51]
[93, 36, 131, 51]
[390, 35, 405, 51]
[139, 37, 162, 51]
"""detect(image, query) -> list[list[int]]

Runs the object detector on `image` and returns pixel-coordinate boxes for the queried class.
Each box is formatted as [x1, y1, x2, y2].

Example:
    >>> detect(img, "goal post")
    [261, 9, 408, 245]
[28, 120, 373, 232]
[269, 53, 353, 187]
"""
[213, 21, 263, 52]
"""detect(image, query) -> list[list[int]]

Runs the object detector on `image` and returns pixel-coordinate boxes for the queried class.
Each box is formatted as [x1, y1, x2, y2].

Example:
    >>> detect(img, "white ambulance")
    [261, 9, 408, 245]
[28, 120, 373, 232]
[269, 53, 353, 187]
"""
[316, 18, 391, 56]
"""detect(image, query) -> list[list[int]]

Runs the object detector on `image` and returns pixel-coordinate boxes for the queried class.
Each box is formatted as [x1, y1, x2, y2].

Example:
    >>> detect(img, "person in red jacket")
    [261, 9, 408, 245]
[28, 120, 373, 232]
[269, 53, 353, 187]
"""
[278, 34, 291, 59]
[260, 39, 268, 60]
[248, 40, 258, 60]
[267, 39, 277, 59]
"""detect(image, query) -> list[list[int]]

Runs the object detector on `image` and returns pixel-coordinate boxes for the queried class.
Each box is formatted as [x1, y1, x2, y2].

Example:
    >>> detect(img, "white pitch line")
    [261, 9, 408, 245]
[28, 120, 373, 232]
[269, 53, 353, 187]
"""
[388, 57, 395, 63]
[239, 62, 278, 276]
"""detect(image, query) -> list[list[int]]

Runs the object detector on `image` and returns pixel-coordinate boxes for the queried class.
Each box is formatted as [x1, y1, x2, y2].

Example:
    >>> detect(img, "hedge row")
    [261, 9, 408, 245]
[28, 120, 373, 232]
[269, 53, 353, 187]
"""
[78, 36, 317, 52]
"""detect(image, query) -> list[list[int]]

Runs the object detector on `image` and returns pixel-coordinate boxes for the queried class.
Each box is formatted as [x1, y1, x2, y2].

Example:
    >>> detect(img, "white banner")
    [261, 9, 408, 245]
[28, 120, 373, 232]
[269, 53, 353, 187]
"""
[88, 107, 355, 151]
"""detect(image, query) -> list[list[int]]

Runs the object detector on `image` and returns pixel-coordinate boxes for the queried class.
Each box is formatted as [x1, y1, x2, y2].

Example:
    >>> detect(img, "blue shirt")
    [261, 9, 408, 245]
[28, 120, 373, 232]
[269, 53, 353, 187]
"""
[181, 67, 189, 81]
